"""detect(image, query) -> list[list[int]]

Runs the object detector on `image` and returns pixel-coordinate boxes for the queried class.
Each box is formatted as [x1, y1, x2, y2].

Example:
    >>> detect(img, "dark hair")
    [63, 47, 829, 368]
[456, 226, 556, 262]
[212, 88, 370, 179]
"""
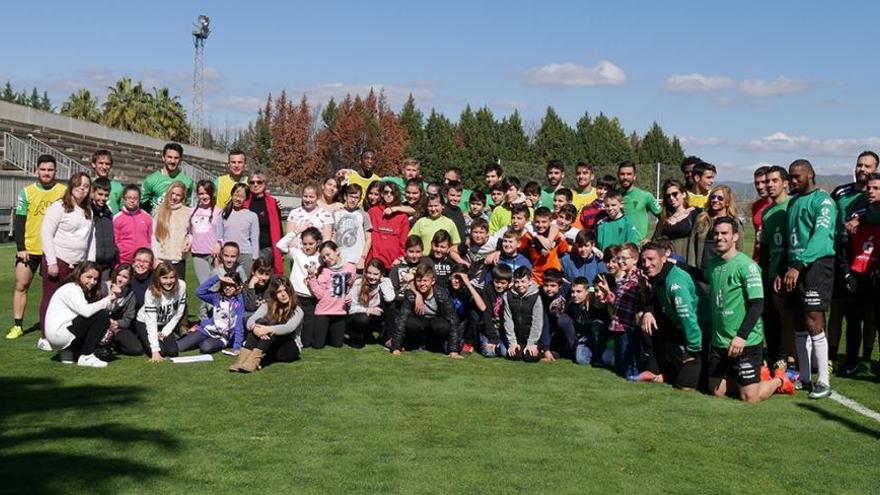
[228, 149, 246, 159]
[866, 172, 880, 182]
[492, 263, 513, 282]
[446, 167, 462, 180]
[250, 257, 273, 276]
[222, 183, 250, 219]
[267, 277, 297, 323]
[554, 188, 573, 202]
[510, 202, 530, 218]
[713, 216, 740, 233]
[617, 161, 636, 172]
[133, 247, 154, 261]
[359, 258, 387, 305]
[470, 217, 489, 232]
[163, 142, 183, 156]
[604, 245, 621, 262]
[513, 266, 531, 280]
[344, 182, 363, 197]
[92, 177, 111, 193]
[490, 182, 505, 193]
[451, 262, 469, 275]
[533, 206, 553, 219]
[571, 276, 589, 289]
[109, 263, 133, 288]
[574, 229, 597, 246]
[523, 181, 541, 196]
[431, 229, 452, 246]
[483, 162, 503, 177]
[652, 236, 674, 254]
[61, 173, 92, 219]
[68, 261, 104, 303]
[542, 268, 563, 285]
[680, 155, 702, 172]
[220, 272, 244, 290]
[575, 161, 594, 173]
[222, 241, 240, 253]
[766, 165, 788, 181]
[469, 189, 486, 205]
[301, 226, 322, 243]
[195, 179, 216, 209]
[380, 180, 402, 207]
[559, 203, 578, 220]
[501, 176, 521, 191]
[148, 262, 181, 298]
[444, 180, 463, 194]
[364, 181, 383, 210]
[405, 235, 423, 250]
[546, 159, 565, 173]
[414, 261, 436, 280]
[37, 154, 57, 167]
[425, 193, 443, 206]
[640, 241, 667, 257]
[693, 161, 716, 177]
[604, 189, 623, 202]
[858, 151, 879, 165]
[658, 179, 690, 232]
[91, 149, 113, 164]
[319, 240, 339, 252]
[597, 175, 617, 190]
[754, 166, 770, 177]
[361, 149, 376, 158]
[404, 179, 426, 219]
[123, 184, 141, 199]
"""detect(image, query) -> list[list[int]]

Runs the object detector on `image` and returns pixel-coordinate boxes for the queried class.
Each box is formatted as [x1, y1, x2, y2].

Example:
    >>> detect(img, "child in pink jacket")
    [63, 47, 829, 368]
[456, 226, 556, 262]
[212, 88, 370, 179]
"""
[113, 185, 153, 264]
[306, 240, 356, 349]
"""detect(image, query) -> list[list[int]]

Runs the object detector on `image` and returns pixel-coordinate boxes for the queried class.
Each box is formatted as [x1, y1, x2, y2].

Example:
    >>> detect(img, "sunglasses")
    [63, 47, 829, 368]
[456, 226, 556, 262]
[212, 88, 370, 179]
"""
[249, 180, 264, 185]
[665, 191, 680, 198]
[382, 190, 395, 195]
[709, 194, 725, 201]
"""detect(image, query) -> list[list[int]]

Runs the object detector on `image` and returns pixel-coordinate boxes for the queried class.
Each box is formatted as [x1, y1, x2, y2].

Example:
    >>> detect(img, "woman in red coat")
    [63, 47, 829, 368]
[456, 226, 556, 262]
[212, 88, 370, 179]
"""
[368, 181, 410, 268]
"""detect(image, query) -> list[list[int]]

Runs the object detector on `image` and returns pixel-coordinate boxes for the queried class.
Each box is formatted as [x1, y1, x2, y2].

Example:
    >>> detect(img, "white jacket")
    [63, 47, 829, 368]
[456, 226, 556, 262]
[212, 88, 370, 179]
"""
[136, 280, 187, 353]
[45, 283, 112, 350]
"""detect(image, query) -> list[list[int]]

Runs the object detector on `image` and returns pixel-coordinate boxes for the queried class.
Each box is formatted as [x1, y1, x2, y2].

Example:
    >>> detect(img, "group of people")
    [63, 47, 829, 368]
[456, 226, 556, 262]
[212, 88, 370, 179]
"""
[9, 142, 880, 402]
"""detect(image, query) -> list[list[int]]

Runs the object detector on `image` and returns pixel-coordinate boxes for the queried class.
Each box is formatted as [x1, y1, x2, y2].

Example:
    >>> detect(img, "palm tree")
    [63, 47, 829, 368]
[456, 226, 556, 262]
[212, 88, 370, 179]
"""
[102, 78, 154, 135]
[151, 87, 190, 142]
[60, 89, 101, 122]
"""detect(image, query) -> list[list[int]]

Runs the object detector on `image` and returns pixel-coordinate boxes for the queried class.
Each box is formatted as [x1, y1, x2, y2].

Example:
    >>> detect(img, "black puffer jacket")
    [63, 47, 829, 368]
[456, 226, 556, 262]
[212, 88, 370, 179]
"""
[92, 203, 118, 270]
[392, 286, 461, 353]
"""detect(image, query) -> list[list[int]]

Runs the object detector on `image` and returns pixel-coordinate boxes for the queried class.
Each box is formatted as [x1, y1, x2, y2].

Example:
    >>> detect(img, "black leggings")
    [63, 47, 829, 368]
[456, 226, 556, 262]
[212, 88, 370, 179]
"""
[116, 321, 180, 357]
[313, 314, 346, 348]
[244, 331, 301, 364]
[298, 296, 317, 348]
[348, 313, 383, 346]
[67, 312, 110, 356]
[402, 316, 451, 353]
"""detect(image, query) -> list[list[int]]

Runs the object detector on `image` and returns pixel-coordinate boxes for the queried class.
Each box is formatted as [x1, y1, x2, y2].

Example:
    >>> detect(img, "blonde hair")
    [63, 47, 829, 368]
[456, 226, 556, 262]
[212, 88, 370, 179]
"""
[696, 185, 738, 231]
[154, 181, 187, 243]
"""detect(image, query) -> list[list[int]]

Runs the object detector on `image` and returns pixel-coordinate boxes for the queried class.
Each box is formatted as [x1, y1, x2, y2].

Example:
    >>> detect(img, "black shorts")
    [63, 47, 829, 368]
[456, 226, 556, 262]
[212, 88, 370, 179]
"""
[14, 253, 41, 274]
[673, 349, 702, 390]
[709, 345, 763, 386]
[792, 256, 834, 312]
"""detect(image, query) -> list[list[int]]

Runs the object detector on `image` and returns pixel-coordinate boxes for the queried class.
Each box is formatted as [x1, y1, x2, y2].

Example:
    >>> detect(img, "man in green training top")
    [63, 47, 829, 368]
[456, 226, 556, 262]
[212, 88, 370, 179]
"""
[758, 165, 795, 370]
[91, 149, 123, 214]
[617, 161, 661, 240]
[539, 159, 566, 209]
[596, 189, 640, 250]
[141, 142, 193, 212]
[775, 159, 836, 399]
[638, 241, 705, 390]
[707, 217, 794, 403]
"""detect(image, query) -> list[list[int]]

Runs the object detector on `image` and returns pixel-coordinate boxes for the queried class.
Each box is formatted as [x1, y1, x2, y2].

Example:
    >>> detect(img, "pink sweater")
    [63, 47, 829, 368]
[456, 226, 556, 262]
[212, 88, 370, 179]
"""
[114, 209, 153, 264]
[307, 262, 356, 315]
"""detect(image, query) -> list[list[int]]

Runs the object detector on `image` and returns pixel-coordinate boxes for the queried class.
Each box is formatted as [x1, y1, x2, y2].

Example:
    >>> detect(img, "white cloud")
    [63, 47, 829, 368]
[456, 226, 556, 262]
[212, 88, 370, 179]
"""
[680, 136, 726, 147]
[217, 95, 264, 114]
[524, 60, 626, 87]
[299, 82, 434, 107]
[664, 74, 734, 93]
[745, 132, 880, 156]
[494, 99, 526, 111]
[738, 76, 807, 97]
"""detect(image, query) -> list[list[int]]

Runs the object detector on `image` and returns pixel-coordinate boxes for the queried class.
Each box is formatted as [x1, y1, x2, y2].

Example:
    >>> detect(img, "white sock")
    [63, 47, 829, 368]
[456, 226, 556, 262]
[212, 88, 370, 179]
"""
[812, 332, 830, 386]
[795, 331, 812, 383]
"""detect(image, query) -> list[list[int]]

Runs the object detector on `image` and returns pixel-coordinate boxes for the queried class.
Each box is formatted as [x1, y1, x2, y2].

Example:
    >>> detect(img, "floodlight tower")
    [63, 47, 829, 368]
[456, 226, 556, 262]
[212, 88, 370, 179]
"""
[192, 15, 211, 147]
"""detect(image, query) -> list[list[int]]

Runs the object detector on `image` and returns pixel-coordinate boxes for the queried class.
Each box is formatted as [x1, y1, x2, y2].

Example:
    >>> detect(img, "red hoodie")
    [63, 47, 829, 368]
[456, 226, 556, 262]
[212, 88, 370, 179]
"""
[367, 204, 410, 268]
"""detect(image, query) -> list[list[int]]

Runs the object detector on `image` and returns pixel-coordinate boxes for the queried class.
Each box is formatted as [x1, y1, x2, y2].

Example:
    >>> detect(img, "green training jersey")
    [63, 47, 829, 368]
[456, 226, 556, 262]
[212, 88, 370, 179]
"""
[653, 264, 705, 353]
[759, 198, 789, 280]
[596, 215, 640, 250]
[707, 252, 765, 348]
[539, 187, 558, 210]
[622, 186, 661, 239]
[831, 183, 866, 244]
[141, 170, 194, 212]
[786, 188, 836, 269]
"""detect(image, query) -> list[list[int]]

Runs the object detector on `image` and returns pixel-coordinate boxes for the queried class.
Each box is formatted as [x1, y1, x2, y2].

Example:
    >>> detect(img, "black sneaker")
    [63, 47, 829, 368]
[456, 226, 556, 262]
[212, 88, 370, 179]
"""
[808, 382, 832, 400]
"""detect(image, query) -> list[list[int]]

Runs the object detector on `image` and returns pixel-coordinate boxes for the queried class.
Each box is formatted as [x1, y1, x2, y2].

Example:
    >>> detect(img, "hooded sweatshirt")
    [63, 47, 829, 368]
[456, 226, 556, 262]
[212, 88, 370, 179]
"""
[502, 281, 543, 347]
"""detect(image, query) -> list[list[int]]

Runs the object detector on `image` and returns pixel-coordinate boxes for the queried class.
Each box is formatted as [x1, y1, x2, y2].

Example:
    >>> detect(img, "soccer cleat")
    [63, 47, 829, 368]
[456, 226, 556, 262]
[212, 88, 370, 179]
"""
[634, 371, 664, 383]
[760, 366, 771, 382]
[461, 342, 475, 354]
[5, 325, 23, 340]
[843, 364, 860, 378]
[774, 368, 795, 396]
[795, 380, 812, 392]
[36, 338, 52, 352]
[808, 383, 832, 400]
[76, 353, 108, 368]
[58, 349, 74, 364]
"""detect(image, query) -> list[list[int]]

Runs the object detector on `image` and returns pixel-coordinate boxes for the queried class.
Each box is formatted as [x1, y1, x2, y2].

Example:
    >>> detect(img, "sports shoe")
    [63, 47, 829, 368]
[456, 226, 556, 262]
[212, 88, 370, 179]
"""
[5, 325, 23, 339]
[774, 368, 795, 396]
[843, 364, 860, 378]
[808, 382, 832, 400]
[760, 366, 771, 382]
[58, 349, 74, 364]
[37, 338, 53, 352]
[76, 353, 108, 368]
[461, 342, 475, 354]
[633, 371, 664, 383]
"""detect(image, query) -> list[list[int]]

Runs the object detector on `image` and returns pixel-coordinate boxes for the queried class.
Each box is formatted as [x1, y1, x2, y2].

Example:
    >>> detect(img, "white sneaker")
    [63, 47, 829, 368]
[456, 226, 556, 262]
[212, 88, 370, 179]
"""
[76, 353, 108, 368]
[37, 337, 53, 352]
[58, 349, 74, 364]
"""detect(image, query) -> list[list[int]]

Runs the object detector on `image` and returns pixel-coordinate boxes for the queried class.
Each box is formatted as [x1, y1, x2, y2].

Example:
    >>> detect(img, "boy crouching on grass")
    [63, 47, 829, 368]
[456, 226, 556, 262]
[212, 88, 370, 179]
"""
[478, 264, 513, 358]
[502, 267, 544, 362]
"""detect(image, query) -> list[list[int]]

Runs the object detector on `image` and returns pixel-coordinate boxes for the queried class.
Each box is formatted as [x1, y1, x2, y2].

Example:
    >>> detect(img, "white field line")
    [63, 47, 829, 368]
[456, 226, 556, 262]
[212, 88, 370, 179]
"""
[830, 391, 880, 423]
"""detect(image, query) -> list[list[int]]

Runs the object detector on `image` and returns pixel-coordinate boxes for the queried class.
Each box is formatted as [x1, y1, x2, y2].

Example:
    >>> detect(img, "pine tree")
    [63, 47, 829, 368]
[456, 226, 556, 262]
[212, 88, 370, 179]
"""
[398, 94, 424, 158]
[531, 106, 577, 166]
[574, 112, 593, 164]
[420, 109, 458, 182]
[28, 87, 40, 109]
[456, 105, 499, 185]
[39, 91, 52, 112]
[1, 81, 15, 102]
[586, 113, 635, 177]
[638, 122, 674, 166]
[498, 110, 530, 162]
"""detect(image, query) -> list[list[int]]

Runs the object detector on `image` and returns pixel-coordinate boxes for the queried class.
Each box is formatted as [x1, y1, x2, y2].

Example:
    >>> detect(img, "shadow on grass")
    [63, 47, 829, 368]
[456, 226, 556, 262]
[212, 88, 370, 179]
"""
[0, 377, 180, 495]
[796, 402, 880, 440]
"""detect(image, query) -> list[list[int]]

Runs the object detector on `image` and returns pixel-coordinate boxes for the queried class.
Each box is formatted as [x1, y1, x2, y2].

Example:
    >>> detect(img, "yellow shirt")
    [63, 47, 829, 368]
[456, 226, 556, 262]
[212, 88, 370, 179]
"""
[345, 170, 381, 206]
[215, 174, 248, 209]
[572, 187, 598, 212]
[15, 182, 67, 254]
[688, 191, 708, 209]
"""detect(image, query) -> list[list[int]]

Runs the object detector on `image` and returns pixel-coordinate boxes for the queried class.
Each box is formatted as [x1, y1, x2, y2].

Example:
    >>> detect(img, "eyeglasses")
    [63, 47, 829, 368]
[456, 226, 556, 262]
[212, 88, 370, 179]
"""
[382, 190, 395, 195]
[709, 194, 725, 201]
[249, 180, 264, 185]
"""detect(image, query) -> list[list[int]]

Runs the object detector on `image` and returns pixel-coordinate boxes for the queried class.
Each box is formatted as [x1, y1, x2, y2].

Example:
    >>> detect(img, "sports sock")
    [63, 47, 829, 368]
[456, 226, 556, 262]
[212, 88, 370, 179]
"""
[14, 318, 22, 327]
[795, 331, 812, 383]
[812, 332, 830, 386]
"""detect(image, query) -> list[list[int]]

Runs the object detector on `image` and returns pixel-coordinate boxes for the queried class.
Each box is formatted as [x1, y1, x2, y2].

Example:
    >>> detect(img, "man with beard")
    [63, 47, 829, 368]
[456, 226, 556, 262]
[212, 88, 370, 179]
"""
[539, 159, 566, 209]
[828, 151, 879, 369]
[751, 166, 772, 261]
[618, 161, 661, 241]
[775, 159, 836, 399]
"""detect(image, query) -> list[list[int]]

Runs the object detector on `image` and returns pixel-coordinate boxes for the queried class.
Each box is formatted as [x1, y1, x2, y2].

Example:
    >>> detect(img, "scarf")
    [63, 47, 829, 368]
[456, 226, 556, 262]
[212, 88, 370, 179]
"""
[245, 192, 284, 276]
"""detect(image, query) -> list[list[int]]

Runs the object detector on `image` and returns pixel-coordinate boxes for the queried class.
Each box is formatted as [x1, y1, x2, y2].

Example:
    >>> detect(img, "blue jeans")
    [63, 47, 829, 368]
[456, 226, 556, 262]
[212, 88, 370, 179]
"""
[613, 328, 640, 378]
[479, 333, 508, 358]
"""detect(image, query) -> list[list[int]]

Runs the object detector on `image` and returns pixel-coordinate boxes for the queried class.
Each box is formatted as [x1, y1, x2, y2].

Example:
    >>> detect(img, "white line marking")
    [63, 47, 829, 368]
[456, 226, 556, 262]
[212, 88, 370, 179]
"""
[830, 391, 880, 423]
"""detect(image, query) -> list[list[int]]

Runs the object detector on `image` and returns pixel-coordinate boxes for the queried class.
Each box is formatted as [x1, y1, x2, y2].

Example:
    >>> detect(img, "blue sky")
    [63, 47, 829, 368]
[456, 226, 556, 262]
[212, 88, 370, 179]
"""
[2, 0, 877, 181]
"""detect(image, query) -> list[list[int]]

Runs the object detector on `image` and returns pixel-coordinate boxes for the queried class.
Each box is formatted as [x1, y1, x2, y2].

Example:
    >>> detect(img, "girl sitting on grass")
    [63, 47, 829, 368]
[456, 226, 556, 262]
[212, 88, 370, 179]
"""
[347, 258, 395, 348]
[100, 263, 136, 356]
[135, 262, 186, 363]
[276, 226, 323, 348]
[229, 277, 304, 372]
[177, 273, 245, 355]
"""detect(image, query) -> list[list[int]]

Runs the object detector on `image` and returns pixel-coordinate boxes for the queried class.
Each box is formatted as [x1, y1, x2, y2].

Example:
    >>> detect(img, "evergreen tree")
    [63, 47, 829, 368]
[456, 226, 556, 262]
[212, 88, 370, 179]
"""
[1, 81, 15, 102]
[321, 98, 338, 130]
[420, 109, 458, 182]
[498, 110, 530, 162]
[531, 106, 577, 166]
[28, 87, 40, 108]
[39, 91, 52, 112]
[457, 105, 499, 185]
[638, 122, 674, 166]
[585, 113, 635, 177]
[574, 111, 593, 164]
[398, 94, 424, 158]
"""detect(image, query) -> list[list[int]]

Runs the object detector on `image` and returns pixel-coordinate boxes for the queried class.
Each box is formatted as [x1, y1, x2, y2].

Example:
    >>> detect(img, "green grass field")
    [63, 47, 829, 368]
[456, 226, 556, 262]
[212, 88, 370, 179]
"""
[2, 235, 880, 494]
